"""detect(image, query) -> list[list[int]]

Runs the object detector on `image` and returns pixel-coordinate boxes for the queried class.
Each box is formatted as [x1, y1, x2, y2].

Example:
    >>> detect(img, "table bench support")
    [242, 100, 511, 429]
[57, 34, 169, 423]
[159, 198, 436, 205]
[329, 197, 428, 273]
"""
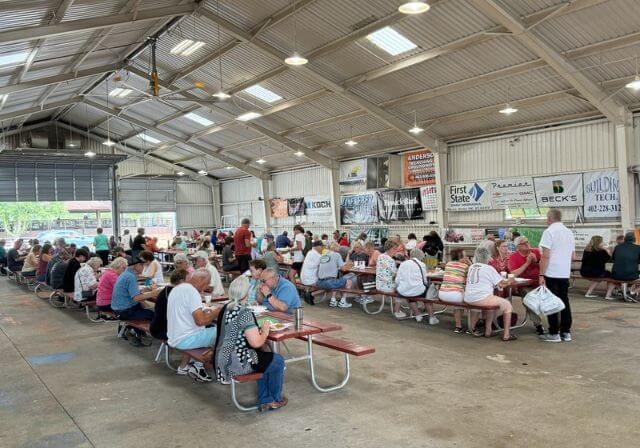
[307, 336, 350, 393]
[230, 381, 259, 412]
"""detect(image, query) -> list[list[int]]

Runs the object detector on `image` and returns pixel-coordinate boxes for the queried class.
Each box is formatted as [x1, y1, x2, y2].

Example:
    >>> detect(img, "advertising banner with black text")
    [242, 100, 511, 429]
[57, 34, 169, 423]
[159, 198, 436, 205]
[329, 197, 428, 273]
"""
[287, 197, 306, 216]
[420, 185, 438, 211]
[403, 149, 436, 186]
[446, 182, 492, 210]
[376, 188, 423, 221]
[583, 170, 621, 218]
[489, 177, 537, 209]
[534, 174, 583, 207]
[340, 193, 379, 224]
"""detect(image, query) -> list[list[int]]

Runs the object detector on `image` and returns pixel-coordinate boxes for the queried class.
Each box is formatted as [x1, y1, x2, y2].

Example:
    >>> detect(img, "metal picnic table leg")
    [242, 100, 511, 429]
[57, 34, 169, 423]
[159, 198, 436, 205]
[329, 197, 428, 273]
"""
[307, 335, 350, 393]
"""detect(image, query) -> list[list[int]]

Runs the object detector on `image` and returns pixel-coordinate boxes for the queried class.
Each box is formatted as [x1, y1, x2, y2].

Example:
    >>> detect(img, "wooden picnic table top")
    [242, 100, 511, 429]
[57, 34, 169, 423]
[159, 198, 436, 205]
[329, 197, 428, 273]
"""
[263, 311, 340, 341]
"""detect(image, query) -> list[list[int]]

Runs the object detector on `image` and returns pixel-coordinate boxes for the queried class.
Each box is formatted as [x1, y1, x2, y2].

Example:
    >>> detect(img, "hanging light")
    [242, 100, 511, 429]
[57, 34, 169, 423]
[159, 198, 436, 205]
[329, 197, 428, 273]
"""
[345, 125, 357, 146]
[398, 1, 430, 14]
[225, 166, 233, 170]
[102, 139, 115, 146]
[294, 150, 305, 156]
[176, 171, 185, 176]
[626, 56, 640, 91]
[212, 0, 231, 99]
[213, 91, 231, 99]
[285, 1, 308, 66]
[409, 110, 424, 134]
[198, 169, 208, 176]
[256, 158, 267, 164]
[84, 150, 96, 157]
[499, 87, 518, 115]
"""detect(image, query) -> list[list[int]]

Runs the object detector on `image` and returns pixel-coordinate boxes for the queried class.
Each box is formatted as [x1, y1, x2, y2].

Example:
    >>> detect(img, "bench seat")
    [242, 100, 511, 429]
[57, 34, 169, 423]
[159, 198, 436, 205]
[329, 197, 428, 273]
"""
[297, 334, 375, 356]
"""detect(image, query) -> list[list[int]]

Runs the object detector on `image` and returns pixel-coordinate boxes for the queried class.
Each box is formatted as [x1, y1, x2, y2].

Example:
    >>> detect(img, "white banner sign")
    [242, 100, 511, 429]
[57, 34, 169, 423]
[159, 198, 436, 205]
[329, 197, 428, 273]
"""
[489, 177, 537, 209]
[339, 159, 367, 184]
[534, 174, 583, 207]
[571, 228, 613, 247]
[446, 182, 491, 211]
[583, 170, 621, 218]
[304, 196, 333, 218]
[419, 185, 438, 211]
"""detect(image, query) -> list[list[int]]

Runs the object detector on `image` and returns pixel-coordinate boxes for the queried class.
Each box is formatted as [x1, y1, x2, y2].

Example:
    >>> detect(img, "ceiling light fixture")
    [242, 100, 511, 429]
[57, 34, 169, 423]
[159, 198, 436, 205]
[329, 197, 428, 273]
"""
[256, 158, 267, 164]
[109, 88, 132, 98]
[499, 87, 518, 115]
[212, 0, 231, 100]
[398, 1, 430, 14]
[176, 171, 185, 176]
[236, 111, 262, 121]
[225, 166, 233, 170]
[285, 0, 308, 66]
[345, 125, 358, 146]
[626, 56, 640, 91]
[171, 39, 206, 56]
[198, 169, 208, 176]
[409, 110, 424, 134]
[84, 150, 96, 157]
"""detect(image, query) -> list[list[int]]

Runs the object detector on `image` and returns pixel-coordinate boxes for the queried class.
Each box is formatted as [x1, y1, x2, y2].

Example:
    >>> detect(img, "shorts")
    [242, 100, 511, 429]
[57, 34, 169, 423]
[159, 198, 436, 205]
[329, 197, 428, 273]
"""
[172, 327, 217, 350]
[439, 290, 464, 304]
[317, 277, 348, 289]
[291, 262, 303, 272]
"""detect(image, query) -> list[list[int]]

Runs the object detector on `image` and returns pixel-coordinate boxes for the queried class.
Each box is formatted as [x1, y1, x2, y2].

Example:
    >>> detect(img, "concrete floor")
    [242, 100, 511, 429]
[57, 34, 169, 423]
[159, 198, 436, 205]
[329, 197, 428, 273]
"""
[1, 276, 639, 448]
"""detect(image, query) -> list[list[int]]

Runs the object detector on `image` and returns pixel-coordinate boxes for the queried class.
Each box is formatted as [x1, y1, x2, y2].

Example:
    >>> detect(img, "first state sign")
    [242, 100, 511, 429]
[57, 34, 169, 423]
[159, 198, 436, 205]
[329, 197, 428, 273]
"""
[446, 182, 492, 210]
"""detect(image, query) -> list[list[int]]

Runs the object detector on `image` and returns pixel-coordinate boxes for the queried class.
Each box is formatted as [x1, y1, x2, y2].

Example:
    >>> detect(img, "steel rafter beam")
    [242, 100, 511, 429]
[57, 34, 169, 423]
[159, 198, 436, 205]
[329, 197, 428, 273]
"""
[0, 4, 198, 45]
[82, 99, 269, 180]
[0, 97, 82, 122]
[470, 0, 624, 125]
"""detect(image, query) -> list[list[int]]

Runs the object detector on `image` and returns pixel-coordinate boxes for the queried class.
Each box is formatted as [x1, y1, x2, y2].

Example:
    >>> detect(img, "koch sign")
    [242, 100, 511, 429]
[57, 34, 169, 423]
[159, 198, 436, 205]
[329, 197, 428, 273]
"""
[534, 174, 583, 207]
[446, 182, 491, 210]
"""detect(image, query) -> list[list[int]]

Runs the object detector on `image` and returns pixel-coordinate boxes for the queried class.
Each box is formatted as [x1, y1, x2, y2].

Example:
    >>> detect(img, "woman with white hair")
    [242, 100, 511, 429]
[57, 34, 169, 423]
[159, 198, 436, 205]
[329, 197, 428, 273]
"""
[74, 256, 103, 302]
[173, 253, 194, 279]
[214, 275, 287, 412]
[464, 247, 517, 341]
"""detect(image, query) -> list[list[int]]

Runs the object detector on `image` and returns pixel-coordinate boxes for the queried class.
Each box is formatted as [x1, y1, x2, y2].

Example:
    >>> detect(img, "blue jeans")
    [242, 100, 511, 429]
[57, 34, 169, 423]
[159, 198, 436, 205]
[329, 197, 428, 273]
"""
[115, 303, 154, 321]
[317, 277, 348, 289]
[257, 353, 285, 406]
[173, 327, 217, 349]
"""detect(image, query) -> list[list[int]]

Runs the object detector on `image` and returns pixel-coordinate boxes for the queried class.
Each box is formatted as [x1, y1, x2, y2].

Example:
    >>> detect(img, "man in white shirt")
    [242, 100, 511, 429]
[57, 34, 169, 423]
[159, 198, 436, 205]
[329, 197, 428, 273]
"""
[287, 225, 307, 283]
[193, 251, 225, 297]
[300, 241, 323, 286]
[167, 269, 219, 382]
[539, 209, 576, 343]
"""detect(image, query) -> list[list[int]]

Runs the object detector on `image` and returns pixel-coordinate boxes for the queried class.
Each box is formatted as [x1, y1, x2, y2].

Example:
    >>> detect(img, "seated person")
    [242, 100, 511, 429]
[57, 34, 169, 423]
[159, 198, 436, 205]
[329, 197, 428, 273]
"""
[7, 239, 27, 273]
[606, 231, 640, 300]
[193, 251, 224, 297]
[21, 244, 41, 277]
[49, 251, 71, 290]
[0, 239, 6, 267]
[316, 243, 355, 309]
[580, 235, 611, 298]
[221, 237, 239, 271]
[167, 270, 219, 381]
[364, 241, 381, 267]
[140, 250, 164, 285]
[258, 268, 301, 314]
[214, 276, 287, 411]
[348, 241, 369, 266]
[508, 236, 545, 335]
[396, 249, 438, 324]
[74, 256, 102, 302]
[489, 240, 511, 274]
[36, 244, 54, 282]
[150, 269, 188, 340]
[114, 247, 133, 264]
[300, 240, 323, 287]
[63, 249, 90, 293]
[375, 240, 402, 318]
[173, 253, 195, 279]
[247, 259, 267, 305]
[262, 242, 283, 271]
[96, 257, 129, 319]
[438, 248, 471, 333]
[111, 258, 160, 322]
[464, 247, 516, 341]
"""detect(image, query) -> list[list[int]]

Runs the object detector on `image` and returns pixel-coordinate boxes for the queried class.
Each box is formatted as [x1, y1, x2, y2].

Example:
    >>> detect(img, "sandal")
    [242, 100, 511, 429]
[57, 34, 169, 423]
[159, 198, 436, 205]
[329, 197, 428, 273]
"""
[502, 334, 518, 342]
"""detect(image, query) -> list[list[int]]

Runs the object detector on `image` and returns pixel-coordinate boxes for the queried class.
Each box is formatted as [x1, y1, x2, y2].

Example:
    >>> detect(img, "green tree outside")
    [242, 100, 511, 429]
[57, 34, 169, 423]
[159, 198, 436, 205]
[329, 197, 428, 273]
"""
[0, 202, 70, 237]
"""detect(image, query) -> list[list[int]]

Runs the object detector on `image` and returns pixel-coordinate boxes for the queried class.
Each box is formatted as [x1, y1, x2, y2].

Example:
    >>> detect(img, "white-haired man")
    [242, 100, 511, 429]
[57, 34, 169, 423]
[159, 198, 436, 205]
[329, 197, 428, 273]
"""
[193, 250, 224, 297]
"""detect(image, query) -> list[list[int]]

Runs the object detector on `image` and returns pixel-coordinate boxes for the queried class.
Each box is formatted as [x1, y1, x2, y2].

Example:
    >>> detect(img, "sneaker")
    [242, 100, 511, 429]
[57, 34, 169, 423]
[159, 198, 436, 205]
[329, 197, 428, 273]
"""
[453, 327, 463, 334]
[353, 296, 363, 304]
[604, 296, 616, 301]
[414, 315, 423, 323]
[329, 297, 338, 307]
[338, 299, 352, 308]
[585, 294, 599, 298]
[560, 332, 572, 342]
[393, 311, 407, 319]
[188, 364, 213, 382]
[428, 316, 440, 325]
[540, 334, 561, 343]
[177, 363, 192, 376]
[360, 296, 375, 305]
[535, 325, 546, 336]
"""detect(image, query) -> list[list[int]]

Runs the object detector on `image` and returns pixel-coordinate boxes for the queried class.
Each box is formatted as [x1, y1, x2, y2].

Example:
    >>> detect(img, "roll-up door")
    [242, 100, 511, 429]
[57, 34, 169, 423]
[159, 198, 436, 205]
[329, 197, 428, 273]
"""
[0, 161, 113, 201]
[118, 178, 176, 213]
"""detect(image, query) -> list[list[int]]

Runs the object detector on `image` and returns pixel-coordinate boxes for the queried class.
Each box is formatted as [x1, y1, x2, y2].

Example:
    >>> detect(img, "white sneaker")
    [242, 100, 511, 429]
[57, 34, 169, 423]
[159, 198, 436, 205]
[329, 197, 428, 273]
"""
[428, 316, 440, 325]
[560, 332, 572, 342]
[188, 364, 213, 382]
[329, 297, 338, 307]
[338, 299, 352, 308]
[414, 315, 423, 322]
[540, 334, 561, 343]
[361, 296, 374, 305]
[394, 311, 407, 319]
[585, 294, 599, 298]
[353, 296, 363, 304]
[177, 363, 192, 375]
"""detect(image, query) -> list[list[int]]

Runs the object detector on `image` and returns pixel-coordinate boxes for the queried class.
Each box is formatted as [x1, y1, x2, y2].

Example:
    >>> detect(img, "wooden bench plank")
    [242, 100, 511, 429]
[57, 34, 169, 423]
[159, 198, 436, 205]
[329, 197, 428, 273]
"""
[125, 320, 151, 333]
[297, 334, 375, 356]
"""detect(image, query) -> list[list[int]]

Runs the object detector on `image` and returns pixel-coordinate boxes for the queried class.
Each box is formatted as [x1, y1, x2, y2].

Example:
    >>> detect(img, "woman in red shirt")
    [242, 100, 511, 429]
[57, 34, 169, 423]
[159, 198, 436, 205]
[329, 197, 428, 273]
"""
[489, 240, 511, 274]
[338, 232, 350, 247]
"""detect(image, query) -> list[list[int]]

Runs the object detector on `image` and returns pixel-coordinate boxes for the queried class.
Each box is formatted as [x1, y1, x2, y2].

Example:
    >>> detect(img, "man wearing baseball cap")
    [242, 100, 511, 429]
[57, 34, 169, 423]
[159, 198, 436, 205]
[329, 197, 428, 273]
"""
[111, 257, 161, 322]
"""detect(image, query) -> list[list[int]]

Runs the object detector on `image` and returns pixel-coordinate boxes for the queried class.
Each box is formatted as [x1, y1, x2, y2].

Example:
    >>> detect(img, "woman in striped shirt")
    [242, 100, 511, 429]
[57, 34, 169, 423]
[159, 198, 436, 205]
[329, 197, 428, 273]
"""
[438, 248, 471, 333]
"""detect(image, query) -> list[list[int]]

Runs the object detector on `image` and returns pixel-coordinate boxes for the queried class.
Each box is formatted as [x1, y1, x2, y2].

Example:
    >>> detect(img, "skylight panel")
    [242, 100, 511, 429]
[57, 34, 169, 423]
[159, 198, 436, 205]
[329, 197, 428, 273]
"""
[243, 84, 282, 103]
[366, 27, 417, 56]
[137, 134, 161, 144]
[184, 112, 214, 126]
[0, 51, 29, 68]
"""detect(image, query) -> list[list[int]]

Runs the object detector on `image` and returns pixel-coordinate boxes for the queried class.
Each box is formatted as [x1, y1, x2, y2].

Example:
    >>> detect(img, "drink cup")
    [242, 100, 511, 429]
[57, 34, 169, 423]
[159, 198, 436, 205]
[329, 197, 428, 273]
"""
[204, 295, 212, 306]
[500, 271, 507, 279]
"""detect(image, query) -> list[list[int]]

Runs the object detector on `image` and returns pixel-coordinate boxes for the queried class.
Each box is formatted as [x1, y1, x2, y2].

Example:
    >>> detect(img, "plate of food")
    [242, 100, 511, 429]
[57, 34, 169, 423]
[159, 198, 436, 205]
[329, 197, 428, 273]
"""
[247, 305, 267, 315]
[514, 277, 530, 283]
[269, 322, 291, 332]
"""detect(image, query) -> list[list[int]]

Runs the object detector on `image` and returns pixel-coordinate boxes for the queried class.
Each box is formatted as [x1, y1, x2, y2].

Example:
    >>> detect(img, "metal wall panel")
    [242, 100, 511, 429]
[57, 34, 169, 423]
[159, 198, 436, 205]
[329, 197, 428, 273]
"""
[176, 181, 216, 231]
[221, 177, 262, 204]
[118, 178, 176, 213]
[271, 166, 332, 197]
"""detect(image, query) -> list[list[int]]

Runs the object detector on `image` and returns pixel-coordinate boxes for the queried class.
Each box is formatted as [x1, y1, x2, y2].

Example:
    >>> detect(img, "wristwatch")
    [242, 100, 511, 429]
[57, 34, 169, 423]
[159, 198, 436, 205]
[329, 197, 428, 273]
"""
[265, 293, 273, 301]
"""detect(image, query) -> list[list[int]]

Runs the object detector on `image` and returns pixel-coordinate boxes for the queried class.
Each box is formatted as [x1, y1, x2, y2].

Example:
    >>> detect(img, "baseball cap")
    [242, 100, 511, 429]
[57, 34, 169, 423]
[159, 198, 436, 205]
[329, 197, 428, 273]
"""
[128, 257, 145, 266]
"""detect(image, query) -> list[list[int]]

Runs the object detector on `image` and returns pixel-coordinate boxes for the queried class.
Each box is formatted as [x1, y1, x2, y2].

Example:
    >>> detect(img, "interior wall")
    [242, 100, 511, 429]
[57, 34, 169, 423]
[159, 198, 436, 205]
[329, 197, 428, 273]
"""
[176, 180, 216, 231]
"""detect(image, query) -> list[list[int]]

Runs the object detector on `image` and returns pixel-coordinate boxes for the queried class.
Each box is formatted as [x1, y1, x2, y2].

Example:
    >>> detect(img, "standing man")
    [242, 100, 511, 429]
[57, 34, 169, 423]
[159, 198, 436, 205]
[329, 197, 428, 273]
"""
[121, 229, 133, 256]
[539, 209, 575, 343]
[288, 225, 306, 282]
[131, 228, 146, 259]
[233, 218, 253, 273]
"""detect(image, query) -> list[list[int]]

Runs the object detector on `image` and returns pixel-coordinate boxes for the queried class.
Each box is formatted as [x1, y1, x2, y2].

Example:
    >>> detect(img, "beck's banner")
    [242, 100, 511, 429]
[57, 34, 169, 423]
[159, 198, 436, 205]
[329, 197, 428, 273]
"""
[489, 177, 537, 209]
[340, 193, 379, 224]
[403, 149, 436, 186]
[583, 170, 621, 218]
[339, 159, 367, 185]
[287, 197, 306, 216]
[446, 182, 491, 210]
[420, 185, 438, 211]
[304, 196, 332, 218]
[376, 188, 423, 221]
[269, 199, 288, 218]
[534, 174, 583, 207]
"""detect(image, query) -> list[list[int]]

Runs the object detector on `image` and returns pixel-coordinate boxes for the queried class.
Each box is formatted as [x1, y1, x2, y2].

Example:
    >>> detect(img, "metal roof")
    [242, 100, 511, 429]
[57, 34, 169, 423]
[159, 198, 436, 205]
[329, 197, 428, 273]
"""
[0, 0, 639, 180]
